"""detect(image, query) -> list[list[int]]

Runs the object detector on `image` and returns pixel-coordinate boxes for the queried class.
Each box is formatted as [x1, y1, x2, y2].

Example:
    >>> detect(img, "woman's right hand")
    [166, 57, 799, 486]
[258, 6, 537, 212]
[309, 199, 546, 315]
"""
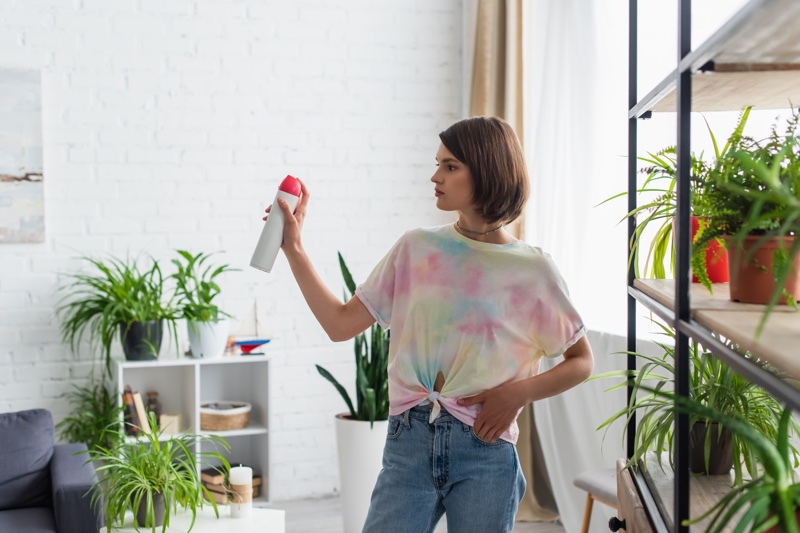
[263, 177, 309, 254]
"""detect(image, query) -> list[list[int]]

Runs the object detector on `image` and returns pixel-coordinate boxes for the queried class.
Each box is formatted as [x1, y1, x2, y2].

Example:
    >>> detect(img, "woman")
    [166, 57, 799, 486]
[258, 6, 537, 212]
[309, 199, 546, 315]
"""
[267, 116, 593, 533]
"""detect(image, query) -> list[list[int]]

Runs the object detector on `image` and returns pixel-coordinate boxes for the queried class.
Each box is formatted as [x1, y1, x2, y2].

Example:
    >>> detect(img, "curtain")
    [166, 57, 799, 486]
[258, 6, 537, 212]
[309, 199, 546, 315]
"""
[468, 0, 526, 241]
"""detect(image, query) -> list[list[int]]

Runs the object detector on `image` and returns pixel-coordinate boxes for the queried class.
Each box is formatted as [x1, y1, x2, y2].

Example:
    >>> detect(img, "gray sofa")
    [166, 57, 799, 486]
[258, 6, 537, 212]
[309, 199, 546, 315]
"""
[0, 409, 103, 533]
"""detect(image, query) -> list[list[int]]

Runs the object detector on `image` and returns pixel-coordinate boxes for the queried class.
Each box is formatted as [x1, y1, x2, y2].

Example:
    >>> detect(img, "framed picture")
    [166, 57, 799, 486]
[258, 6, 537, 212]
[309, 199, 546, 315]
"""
[0, 68, 44, 243]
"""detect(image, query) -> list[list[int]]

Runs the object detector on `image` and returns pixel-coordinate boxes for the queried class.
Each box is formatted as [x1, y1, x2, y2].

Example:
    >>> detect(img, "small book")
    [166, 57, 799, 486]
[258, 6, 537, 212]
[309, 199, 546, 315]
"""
[132, 391, 151, 434]
[203, 489, 228, 505]
[201, 467, 225, 485]
[122, 386, 140, 436]
[203, 482, 226, 495]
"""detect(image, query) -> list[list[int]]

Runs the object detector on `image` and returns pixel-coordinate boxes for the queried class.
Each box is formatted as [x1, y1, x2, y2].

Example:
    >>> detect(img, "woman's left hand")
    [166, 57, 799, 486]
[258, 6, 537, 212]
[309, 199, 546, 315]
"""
[457, 381, 526, 442]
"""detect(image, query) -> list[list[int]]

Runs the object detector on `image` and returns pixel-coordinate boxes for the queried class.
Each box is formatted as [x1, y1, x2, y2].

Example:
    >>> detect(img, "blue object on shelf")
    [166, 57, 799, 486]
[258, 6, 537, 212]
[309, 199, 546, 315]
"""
[235, 339, 271, 353]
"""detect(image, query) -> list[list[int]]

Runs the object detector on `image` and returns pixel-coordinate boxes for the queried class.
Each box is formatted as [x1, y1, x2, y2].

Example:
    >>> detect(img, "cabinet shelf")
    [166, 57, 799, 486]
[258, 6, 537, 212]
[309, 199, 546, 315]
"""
[626, 1, 800, 528]
[630, 279, 800, 412]
[629, 0, 800, 118]
[633, 279, 800, 377]
[113, 354, 273, 502]
[639, 454, 742, 532]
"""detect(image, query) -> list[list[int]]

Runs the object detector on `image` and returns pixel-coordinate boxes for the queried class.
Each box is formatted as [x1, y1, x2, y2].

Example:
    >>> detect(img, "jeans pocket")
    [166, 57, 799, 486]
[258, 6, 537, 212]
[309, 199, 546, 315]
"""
[469, 425, 507, 446]
[387, 415, 404, 440]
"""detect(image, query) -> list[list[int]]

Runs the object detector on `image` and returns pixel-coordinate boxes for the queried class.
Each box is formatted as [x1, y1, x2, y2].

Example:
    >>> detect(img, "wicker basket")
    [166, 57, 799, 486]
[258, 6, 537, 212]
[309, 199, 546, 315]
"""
[200, 401, 251, 431]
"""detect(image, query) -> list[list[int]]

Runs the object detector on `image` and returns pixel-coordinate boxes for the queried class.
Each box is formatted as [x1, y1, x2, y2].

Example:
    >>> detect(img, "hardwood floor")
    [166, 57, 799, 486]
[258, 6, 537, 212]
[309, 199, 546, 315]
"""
[260, 497, 566, 533]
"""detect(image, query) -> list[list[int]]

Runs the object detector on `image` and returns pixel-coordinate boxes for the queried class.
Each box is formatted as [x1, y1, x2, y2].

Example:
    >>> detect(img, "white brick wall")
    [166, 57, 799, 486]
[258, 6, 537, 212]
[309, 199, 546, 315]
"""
[0, 0, 462, 501]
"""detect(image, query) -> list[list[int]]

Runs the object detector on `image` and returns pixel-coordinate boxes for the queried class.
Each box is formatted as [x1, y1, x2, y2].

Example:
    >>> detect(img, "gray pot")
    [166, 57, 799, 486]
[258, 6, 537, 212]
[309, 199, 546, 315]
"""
[135, 491, 165, 528]
[121, 320, 163, 361]
[689, 421, 733, 475]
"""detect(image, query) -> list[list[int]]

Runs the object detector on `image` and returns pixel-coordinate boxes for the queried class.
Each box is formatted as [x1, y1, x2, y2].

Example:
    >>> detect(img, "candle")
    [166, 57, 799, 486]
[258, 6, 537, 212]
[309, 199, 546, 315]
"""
[229, 465, 253, 518]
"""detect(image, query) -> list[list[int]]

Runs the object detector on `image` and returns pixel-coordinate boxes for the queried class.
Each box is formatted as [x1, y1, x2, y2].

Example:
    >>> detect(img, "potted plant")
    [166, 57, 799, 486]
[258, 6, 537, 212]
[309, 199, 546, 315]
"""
[56, 379, 124, 453]
[170, 250, 237, 359]
[591, 322, 799, 486]
[601, 108, 752, 282]
[698, 106, 800, 322]
[315, 252, 389, 533]
[57, 255, 179, 376]
[640, 387, 800, 532]
[87, 413, 231, 532]
[693, 108, 800, 322]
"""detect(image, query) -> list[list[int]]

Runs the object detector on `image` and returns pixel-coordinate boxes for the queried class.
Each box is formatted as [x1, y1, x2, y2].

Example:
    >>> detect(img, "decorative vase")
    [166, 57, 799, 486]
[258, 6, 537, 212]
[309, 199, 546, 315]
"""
[691, 216, 728, 283]
[121, 320, 163, 361]
[724, 235, 800, 304]
[135, 491, 165, 528]
[187, 319, 228, 359]
[673, 216, 729, 283]
[334, 414, 388, 533]
[689, 421, 733, 475]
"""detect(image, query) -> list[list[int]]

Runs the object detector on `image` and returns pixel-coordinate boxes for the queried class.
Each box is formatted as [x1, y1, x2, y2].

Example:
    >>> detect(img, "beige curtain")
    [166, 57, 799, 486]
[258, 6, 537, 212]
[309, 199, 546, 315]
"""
[469, 0, 558, 522]
[469, 0, 525, 240]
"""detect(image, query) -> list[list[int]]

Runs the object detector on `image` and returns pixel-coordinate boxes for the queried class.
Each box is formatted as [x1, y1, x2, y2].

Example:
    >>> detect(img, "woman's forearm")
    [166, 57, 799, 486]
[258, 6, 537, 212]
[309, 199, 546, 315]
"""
[517, 336, 594, 404]
[271, 186, 375, 343]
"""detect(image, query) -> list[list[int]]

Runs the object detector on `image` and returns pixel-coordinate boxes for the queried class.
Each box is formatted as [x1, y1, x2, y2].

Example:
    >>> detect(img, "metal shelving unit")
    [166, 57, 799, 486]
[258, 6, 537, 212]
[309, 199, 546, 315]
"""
[627, 0, 800, 530]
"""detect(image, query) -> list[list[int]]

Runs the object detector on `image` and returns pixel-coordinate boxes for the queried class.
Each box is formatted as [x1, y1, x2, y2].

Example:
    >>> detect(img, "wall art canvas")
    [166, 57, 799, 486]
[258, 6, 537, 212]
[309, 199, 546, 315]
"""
[0, 68, 44, 243]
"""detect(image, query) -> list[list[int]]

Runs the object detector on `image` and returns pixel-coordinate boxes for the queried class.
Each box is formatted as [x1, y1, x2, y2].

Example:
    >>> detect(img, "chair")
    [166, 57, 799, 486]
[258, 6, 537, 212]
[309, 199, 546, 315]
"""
[0, 408, 103, 533]
[573, 467, 618, 533]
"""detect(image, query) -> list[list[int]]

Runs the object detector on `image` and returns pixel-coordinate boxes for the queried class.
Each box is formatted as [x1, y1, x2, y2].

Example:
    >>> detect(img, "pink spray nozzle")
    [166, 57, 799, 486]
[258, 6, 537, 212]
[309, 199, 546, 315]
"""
[278, 175, 302, 196]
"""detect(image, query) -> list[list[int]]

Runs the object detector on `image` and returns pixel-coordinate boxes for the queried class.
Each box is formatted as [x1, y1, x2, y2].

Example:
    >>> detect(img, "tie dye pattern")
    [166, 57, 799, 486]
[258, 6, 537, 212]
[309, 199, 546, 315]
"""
[355, 224, 586, 443]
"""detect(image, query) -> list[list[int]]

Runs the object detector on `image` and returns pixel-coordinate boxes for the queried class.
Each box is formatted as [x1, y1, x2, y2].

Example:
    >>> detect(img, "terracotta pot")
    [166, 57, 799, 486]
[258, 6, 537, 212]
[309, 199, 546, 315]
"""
[764, 510, 800, 533]
[724, 235, 800, 304]
[672, 216, 729, 283]
[689, 422, 733, 475]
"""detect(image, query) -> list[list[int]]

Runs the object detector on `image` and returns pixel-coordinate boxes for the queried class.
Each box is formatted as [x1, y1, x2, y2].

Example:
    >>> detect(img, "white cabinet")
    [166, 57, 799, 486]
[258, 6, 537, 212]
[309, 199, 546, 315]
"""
[112, 353, 273, 503]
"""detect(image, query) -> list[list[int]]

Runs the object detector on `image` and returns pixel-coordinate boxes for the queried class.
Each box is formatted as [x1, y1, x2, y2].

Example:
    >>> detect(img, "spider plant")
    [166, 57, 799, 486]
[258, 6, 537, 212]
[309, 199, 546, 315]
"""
[57, 255, 179, 376]
[315, 252, 389, 428]
[87, 413, 230, 533]
[56, 379, 124, 452]
[599, 107, 751, 282]
[170, 250, 237, 323]
[643, 387, 799, 533]
[591, 321, 798, 486]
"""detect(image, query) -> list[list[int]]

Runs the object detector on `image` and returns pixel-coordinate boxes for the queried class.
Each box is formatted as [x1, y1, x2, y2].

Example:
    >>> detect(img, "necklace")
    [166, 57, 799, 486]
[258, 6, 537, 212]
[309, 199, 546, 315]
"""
[455, 220, 505, 236]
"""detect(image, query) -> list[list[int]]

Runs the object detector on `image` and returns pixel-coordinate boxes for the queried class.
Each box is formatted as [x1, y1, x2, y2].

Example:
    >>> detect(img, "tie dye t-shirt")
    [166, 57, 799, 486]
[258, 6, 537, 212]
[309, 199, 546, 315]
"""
[355, 224, 586, 444]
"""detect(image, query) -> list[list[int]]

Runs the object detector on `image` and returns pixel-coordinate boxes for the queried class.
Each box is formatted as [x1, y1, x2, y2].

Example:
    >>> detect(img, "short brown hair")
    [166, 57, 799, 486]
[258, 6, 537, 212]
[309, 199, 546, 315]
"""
[439, 116, 529, 224]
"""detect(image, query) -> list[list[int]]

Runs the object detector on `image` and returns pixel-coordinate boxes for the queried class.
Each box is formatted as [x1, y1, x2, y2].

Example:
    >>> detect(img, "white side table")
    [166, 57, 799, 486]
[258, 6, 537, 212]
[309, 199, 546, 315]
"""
[99, 506, 285, 533]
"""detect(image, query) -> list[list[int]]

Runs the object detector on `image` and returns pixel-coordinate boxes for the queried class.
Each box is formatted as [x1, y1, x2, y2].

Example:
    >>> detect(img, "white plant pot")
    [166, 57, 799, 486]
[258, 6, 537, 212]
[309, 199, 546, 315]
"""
[334, 414, 388, 533]
[187, 319, 228, 359]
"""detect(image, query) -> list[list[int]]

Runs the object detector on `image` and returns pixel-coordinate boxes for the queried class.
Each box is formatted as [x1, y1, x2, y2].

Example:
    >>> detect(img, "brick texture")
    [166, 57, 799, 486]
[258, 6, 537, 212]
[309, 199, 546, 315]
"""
[0, 0, 461, 501]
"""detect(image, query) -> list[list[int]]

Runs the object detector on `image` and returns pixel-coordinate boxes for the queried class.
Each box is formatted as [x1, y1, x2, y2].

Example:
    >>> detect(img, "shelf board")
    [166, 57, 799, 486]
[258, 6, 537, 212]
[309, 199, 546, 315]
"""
[200, 422, 268, 438]
[639, 454, 743, 532]
[634, 279, 800, 380]
[118, 353, 271, 369]
[630, 0, 800, 117]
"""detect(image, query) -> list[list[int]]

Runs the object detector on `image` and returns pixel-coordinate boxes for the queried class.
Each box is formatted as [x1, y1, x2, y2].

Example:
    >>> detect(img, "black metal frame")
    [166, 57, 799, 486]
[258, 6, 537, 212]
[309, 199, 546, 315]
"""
[627, 0, 800, 531]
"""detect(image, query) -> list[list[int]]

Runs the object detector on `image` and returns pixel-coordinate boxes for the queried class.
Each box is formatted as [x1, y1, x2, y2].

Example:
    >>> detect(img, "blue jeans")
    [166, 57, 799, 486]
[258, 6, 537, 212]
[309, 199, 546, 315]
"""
[362, 405, 526, 533]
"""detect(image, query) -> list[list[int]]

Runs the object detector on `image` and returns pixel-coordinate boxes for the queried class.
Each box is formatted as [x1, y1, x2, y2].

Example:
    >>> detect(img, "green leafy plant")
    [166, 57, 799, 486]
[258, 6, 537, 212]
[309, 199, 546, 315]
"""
[56, 379, 124, 452]
[695, 107, 800, 327]
[600, 107, 751, 281]
[591, 321, 798, 486]
[315, 252, 389, 427]
[642, 387, 799, 533]
[170, 250, 237, 322]
[57, 255, 179, 376]
[88, 414, 231, 533]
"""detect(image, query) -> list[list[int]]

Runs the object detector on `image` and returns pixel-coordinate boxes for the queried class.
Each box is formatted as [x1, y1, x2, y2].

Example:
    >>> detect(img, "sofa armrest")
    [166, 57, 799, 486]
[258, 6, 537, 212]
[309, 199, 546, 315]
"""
[50, 443, 103, 533]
